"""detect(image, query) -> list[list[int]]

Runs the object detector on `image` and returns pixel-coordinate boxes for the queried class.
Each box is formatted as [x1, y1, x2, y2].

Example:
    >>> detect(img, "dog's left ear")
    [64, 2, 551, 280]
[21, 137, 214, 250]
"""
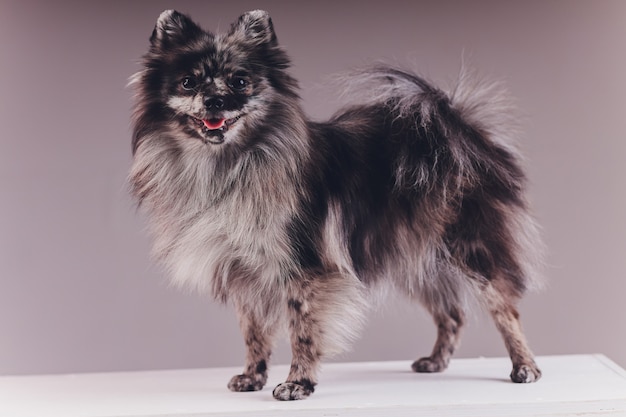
[229, 10, 277, 47]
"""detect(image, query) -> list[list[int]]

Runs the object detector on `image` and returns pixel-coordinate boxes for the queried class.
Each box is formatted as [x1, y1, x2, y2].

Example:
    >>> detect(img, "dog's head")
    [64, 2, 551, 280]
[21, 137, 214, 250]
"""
[132, 10, 297, 150]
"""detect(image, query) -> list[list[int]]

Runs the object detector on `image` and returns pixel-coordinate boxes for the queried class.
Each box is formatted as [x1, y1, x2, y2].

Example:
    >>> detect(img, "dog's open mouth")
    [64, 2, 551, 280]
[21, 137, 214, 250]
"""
[190, 115, 242, 143]
[203, 118, 225, 130]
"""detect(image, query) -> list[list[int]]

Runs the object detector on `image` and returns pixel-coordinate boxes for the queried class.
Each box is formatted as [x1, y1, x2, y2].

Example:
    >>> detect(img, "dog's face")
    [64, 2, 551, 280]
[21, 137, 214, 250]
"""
[134, 10, 296, 149]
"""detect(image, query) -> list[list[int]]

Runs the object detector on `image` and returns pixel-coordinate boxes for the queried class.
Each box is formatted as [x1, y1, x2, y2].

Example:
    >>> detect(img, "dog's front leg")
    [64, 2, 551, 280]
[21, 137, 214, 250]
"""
[272, 295, 321, 400]
[272, 274, 365, 401]
[228, 302, 276, 392]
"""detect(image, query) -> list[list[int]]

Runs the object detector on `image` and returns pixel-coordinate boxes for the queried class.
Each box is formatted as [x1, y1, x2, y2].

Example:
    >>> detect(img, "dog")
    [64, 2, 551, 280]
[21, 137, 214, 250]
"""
[129, 9, 544, 400]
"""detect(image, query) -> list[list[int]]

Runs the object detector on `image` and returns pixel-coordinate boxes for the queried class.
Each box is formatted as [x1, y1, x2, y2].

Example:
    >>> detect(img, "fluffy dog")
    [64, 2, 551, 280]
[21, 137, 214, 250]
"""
[129, 9, 543, 400]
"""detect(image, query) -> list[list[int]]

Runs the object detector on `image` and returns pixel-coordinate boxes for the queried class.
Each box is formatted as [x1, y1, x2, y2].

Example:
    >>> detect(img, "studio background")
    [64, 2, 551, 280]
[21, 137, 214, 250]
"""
[1, 0, 625, 375]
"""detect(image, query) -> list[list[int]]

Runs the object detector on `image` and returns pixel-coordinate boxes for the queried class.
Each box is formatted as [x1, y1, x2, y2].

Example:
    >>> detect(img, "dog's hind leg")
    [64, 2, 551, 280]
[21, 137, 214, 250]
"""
[484, 280, 541, 383]
[412, 304, 465, 373]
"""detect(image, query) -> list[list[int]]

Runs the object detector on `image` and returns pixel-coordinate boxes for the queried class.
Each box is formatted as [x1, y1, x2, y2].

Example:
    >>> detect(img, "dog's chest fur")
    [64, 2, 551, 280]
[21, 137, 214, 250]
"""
[131, 135, 303, 295]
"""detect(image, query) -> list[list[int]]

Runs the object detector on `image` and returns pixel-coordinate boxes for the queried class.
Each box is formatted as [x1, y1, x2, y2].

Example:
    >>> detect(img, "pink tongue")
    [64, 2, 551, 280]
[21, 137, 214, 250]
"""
[202, 118, 226, 130]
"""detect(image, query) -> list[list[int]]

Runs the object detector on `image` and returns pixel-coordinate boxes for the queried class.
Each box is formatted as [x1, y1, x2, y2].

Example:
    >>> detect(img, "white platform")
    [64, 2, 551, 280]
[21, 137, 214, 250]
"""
[1, 355, 625, 417]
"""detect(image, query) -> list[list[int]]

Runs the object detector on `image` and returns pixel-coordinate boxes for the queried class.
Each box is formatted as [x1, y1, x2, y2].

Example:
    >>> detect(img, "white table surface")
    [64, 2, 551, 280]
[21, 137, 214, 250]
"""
[1, 354, 625, 417]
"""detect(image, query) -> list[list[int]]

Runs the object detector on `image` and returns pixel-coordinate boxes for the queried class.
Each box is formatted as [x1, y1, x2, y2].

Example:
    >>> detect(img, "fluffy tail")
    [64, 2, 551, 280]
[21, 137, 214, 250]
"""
[336, 63, 521, 152]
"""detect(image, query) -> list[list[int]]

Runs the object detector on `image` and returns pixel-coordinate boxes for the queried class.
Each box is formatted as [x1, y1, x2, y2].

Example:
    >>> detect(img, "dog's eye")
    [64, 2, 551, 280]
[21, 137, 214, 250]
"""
[229, 76, 248, 91]
[181, 76, 197, 90]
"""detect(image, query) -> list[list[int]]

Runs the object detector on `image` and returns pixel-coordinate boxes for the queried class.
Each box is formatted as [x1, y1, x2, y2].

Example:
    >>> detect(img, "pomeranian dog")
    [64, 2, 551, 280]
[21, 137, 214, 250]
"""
[129, 10, 543, 400]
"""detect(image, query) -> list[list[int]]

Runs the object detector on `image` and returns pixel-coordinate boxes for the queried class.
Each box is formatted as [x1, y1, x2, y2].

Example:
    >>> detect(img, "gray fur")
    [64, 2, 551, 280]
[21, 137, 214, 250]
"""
[130, 10, 544, 401]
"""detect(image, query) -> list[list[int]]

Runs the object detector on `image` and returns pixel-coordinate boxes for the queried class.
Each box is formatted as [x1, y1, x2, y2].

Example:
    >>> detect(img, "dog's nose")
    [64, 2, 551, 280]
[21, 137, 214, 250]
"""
[205, 97, 224, 110]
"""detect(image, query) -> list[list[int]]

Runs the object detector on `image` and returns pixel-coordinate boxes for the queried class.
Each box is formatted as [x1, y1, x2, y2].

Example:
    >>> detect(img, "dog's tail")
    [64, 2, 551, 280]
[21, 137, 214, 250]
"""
[336, 63, 522, 155]
[336, 64, 527, 195]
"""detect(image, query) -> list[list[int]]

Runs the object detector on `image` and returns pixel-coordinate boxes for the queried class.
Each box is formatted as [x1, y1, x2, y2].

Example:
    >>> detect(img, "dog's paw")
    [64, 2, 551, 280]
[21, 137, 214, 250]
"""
[227, 374, 266, 392]
[510, 363, 542, 383]
[272, 381, 314, 401]
[411, 356, 448, 373]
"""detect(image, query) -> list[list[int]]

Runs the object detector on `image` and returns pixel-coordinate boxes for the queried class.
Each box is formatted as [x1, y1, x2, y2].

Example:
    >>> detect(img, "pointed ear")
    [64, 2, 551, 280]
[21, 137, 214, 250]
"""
[229, 10, 277, 46]
[150, 10, 203, 49]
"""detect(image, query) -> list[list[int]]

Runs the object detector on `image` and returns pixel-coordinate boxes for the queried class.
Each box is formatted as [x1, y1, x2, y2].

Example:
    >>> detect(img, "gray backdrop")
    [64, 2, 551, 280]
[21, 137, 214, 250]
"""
[1, 0, 625, 375]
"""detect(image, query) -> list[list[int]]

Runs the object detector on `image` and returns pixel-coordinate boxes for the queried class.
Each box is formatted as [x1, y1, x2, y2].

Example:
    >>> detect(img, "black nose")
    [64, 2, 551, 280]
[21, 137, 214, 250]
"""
[204, 97, 224, 110]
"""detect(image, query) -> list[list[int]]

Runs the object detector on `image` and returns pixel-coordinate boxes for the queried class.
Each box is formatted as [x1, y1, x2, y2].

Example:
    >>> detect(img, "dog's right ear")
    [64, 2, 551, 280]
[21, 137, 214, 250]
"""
[150, 10, 203, 49]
